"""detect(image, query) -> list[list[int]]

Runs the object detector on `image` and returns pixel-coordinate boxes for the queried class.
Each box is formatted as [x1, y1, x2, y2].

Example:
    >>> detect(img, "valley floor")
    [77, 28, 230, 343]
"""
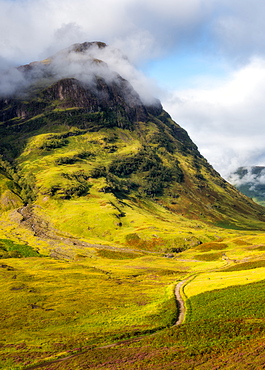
[1, 212, 265, 369]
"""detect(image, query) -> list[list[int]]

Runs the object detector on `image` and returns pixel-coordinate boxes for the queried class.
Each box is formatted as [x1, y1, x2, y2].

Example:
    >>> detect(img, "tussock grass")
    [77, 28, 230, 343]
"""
[96, 249, 143, 259]
[193, 252, 224, 261]
[0, 256, 184, 368]
[24, 279, 265, 369]
[1, 230, 265, 368]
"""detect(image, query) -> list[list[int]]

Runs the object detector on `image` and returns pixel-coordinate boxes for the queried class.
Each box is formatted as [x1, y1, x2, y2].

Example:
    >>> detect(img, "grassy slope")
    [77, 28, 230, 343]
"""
[1, 120, 265, 257]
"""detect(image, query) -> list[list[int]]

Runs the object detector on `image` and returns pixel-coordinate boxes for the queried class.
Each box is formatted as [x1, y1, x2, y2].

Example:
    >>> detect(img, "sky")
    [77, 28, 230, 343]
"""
[1, 0, 265, 179]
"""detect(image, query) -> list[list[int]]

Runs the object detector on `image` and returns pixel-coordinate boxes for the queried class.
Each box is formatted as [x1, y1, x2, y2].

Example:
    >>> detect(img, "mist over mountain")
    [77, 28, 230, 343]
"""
[229, 166, 265, 206]
[0, 41, 157, 106]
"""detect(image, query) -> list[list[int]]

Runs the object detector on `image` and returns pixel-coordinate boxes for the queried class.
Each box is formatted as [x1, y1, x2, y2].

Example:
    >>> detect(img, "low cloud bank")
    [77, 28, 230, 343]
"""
[228, 167, 265, 198]
[229, 167, 265, 186]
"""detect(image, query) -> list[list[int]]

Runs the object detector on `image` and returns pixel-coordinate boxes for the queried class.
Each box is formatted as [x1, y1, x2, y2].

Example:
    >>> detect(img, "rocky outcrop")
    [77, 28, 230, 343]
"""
[0, 74, 162, 130]
[0, 98, 47, 122]
[41, 77, 162, 122]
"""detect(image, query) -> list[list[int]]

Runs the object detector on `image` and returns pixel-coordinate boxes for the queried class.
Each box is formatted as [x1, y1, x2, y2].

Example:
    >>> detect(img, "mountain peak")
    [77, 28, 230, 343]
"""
[68, 41, 108, 52]
[18, 41, 108, 72]
[0, 41, 157, 109]
[50, 41, 109, 65]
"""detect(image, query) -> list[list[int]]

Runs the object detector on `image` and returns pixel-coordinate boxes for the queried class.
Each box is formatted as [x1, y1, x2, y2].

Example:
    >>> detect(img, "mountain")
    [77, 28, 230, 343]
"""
[2, 42, 265, 370]
[0, 41, 265, 257]
[229, 166, 265, 206]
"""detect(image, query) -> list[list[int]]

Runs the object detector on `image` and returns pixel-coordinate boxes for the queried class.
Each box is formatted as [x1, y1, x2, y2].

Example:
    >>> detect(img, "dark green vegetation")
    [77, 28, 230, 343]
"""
[186, 279, 265, 321]
[0, 42, 265, 369]
[0, 239, 40, 258]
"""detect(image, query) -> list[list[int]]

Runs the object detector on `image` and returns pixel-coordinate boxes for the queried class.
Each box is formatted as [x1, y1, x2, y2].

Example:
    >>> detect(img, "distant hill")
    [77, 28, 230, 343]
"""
[229, 166, 265, 206]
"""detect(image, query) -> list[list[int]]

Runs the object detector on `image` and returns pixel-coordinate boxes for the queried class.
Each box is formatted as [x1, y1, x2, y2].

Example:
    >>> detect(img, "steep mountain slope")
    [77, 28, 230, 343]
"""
[0, 42, 265, 256]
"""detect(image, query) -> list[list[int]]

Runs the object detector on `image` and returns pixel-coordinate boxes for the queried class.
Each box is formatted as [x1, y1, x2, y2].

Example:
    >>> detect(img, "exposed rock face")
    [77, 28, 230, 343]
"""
[0, 76, 162, 130]
[0, 99, 47, 122]
[42, 77, 161, 121]
[69, 41, 107, 52]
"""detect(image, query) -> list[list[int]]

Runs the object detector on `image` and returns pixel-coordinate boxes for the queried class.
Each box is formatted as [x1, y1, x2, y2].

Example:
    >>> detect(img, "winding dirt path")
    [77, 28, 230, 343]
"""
[174, 278, 189, 325]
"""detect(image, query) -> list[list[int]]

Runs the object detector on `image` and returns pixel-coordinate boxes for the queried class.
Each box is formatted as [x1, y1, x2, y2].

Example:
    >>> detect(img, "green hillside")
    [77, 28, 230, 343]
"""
[0, 42, 265, 369]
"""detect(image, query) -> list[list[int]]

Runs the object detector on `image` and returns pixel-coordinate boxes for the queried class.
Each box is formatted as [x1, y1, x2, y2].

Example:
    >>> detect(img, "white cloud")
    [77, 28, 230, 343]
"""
[228, 167, 265, 196]
[213, 0, 265, 61]
[0, 0, 213, 66]
[163, 58, 265, 178]
[1, 0, 265, 67]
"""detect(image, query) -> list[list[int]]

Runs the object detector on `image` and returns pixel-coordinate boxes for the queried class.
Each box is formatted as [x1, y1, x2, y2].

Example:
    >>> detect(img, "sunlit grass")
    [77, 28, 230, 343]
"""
[184, 267, 265, 298]
[1, 230, 265, 368]
[0, 255, 186, 368]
